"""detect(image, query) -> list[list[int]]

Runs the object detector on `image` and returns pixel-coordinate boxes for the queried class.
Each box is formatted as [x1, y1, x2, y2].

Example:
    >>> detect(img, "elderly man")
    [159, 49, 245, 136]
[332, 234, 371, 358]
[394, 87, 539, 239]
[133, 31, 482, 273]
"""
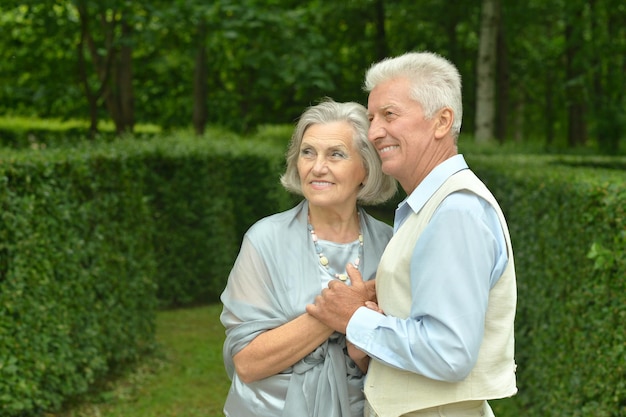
[307, 51, 517, 417]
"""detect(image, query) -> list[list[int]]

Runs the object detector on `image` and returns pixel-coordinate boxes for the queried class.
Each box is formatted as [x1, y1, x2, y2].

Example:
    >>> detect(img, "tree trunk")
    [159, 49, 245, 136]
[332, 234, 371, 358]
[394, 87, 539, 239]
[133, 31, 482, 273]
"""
[102, 13, 134, 136]
[76, 1, 133, 137]
[494, 0, 508, 143]
[513, 97, 525, 143]
[77, 0, 114, 138]
[474, 0, 499, 143]
[603, 0, 625, 154]
[193, 20, 208, 136]
[564, 5, 587, 147]
[545, 72, 555, 146]
[373, 0, 387, 61]
[77, 19, 98, 139]
[445, 12, 459, 64]
[118, 16, 134, 134]
[590, 0, 623, 154]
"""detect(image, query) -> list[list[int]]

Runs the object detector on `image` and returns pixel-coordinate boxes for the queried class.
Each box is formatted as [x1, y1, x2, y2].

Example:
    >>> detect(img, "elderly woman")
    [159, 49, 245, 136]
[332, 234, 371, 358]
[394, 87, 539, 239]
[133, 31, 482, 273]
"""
[220, 98, 397, 417]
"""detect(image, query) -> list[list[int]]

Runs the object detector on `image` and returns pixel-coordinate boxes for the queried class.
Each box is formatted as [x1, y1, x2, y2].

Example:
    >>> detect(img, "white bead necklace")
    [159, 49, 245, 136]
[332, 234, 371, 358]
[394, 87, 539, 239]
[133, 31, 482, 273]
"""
[307, 214, 363, 281]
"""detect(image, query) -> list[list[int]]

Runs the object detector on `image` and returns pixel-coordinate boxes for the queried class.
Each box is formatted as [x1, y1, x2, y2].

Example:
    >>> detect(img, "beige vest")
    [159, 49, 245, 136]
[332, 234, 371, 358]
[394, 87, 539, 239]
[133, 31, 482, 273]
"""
[365, 170, 517, 417]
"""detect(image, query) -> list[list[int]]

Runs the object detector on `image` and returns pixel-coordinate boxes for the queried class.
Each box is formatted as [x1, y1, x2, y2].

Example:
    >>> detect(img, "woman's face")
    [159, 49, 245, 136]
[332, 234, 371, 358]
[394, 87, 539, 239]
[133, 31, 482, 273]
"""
[297, 121, 367, 212]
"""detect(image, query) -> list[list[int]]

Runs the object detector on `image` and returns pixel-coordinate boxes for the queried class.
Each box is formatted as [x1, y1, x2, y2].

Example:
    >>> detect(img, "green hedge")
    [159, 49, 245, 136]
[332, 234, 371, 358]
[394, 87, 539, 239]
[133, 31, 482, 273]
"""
[1, 127, 624, 416]
[0, 147, 157, 415]
[0, 130, 293, 415]
[142, 133, 293, 306]
[468, 154, 626, 417]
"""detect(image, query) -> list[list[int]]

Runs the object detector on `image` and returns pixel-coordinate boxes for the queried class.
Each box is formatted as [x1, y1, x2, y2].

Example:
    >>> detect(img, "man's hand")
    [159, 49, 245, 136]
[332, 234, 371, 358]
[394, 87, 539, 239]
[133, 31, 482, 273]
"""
[364, 278, 377, 304]
[306, 264, 373, 334]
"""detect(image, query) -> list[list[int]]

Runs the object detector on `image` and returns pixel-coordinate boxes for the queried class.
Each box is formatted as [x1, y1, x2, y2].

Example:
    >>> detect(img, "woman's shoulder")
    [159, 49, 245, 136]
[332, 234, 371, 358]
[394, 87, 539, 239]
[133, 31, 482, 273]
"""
[246, 202, 304, 240]
[360, 208, 393, 236]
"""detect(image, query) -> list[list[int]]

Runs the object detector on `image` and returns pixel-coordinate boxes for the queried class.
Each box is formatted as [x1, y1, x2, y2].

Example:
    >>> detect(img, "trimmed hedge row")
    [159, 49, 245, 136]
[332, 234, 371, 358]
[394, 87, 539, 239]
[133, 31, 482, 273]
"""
[468, 154, 625, 417]
[0, 147, 158, 415]
[142, 133, 293, 306]
[0, 130, 293, 416]
[0, 116, 161, 150]
[1, 128, 624, 416]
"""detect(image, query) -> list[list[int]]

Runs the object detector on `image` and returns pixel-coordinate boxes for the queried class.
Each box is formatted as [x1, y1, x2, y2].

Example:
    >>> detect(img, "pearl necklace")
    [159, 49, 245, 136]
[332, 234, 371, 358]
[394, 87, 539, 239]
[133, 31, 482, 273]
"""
[307, 214, 363, 281]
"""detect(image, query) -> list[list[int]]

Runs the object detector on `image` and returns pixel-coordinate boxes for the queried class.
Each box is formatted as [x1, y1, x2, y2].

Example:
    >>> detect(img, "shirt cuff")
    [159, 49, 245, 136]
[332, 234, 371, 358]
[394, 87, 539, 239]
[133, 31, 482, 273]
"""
[346, 306, 385, 352]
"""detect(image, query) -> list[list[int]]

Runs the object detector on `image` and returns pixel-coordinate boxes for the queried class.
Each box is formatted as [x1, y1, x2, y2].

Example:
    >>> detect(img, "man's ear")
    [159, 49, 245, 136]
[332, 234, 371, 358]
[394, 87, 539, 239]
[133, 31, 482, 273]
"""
[435, 107, 454, 139]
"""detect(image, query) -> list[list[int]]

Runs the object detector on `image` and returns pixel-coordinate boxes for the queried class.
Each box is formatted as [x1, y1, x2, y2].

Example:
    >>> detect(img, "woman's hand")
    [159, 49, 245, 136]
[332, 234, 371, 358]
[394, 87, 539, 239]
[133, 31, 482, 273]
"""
[364, 300, 384, 314]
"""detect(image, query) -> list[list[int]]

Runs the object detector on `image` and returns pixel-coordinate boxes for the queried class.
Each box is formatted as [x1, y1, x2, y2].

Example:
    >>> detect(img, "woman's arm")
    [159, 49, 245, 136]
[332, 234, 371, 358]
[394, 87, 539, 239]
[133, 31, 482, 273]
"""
[347, 341, 369, 373]
[233, 313, 334, 383]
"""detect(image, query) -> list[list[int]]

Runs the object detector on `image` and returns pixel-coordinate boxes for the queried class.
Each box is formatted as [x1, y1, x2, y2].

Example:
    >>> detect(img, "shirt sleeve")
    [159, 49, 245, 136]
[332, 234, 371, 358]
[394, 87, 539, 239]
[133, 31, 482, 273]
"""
[347, 191, 508, 382]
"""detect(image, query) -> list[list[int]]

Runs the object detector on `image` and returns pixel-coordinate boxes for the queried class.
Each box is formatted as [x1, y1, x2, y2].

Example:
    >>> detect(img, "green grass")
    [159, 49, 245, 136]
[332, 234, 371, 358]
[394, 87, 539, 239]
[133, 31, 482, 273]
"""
[54, 304, 522, 417]
[55, 304, 230, 417]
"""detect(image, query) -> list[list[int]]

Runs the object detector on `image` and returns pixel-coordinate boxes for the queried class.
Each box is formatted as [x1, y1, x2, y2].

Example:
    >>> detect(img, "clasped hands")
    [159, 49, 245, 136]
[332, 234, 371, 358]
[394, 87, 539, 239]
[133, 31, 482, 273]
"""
[306, 263, 382, 334]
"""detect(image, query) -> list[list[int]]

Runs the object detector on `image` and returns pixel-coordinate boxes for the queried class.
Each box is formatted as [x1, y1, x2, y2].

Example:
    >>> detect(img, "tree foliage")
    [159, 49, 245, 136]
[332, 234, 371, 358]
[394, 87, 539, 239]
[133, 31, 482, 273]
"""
[0, 0, 624, 151]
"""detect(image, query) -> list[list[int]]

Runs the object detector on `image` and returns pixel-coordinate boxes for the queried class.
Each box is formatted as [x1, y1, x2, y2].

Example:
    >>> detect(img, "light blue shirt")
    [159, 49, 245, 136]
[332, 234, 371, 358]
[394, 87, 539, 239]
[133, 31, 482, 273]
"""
[347, 155, 509, 382]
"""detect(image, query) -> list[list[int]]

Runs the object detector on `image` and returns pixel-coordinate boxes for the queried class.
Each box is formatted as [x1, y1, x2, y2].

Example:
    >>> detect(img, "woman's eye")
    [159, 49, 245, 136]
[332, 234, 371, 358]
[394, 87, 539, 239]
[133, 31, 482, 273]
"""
[300, 148, 314, 157]
[331, 151, 347, 158]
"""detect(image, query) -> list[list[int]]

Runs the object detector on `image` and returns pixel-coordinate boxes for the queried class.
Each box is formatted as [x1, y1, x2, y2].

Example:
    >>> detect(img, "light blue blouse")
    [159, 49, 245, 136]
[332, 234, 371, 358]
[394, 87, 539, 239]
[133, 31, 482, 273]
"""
[347, 155, 509, 382]
[220, 200, 393, 416]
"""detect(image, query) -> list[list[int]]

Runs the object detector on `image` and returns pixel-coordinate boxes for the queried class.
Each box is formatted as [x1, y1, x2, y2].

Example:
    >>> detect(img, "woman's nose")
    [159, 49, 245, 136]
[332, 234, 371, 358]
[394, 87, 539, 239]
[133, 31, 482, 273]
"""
[312, 156, 328, 173]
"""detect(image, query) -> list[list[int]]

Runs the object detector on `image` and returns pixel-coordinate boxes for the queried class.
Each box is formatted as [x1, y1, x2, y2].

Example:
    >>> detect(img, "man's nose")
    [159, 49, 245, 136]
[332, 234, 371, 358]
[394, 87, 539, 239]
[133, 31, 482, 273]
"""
[368, 118, 384, 143]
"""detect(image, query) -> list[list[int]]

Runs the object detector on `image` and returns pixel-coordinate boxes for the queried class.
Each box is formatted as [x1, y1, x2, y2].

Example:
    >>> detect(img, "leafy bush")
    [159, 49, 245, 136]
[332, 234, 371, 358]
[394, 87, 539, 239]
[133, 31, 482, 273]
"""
[0, 147, 157, 415]
[0, 129, 293, 415]
[469, 154, 626, 417]
[1, 125, 623, 416]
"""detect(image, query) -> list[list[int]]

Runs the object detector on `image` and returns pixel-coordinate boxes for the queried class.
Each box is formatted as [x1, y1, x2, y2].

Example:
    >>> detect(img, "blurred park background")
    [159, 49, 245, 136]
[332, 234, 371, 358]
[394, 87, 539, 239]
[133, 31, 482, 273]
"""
[2, 0, 625, 150]
[0, 1, 625, 416]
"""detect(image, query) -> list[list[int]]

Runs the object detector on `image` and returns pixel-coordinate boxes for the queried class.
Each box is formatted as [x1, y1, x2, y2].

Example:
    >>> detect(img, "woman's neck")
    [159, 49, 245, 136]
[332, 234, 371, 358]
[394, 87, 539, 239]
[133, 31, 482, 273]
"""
[308, 204, 360, 243]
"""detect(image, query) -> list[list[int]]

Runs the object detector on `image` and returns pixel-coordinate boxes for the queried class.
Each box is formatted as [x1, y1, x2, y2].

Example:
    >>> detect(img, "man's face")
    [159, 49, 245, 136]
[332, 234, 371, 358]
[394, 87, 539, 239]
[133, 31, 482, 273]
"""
[367, 77, 440, 192]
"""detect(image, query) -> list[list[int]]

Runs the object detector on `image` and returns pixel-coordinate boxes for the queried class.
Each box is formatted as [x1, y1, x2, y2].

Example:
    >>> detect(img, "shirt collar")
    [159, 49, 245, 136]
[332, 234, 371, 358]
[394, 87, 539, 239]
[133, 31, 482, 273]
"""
[394, 154, 468, 231]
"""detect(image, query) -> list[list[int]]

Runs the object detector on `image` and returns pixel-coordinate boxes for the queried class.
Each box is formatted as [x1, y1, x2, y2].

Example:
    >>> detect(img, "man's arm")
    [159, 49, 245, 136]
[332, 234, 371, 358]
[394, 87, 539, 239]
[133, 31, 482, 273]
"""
[345, 194, 508, 382]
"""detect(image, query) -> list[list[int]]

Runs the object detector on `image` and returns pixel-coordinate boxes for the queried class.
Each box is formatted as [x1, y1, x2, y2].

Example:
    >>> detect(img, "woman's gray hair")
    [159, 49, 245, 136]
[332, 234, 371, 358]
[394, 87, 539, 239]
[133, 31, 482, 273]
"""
[280, 98, 397, 205]
[364, 51, 463, 140]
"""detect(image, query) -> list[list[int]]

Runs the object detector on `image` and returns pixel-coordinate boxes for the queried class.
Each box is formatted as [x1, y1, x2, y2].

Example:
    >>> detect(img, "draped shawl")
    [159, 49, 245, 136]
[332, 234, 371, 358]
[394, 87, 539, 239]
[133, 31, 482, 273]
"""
[220, 200, 392, 417]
